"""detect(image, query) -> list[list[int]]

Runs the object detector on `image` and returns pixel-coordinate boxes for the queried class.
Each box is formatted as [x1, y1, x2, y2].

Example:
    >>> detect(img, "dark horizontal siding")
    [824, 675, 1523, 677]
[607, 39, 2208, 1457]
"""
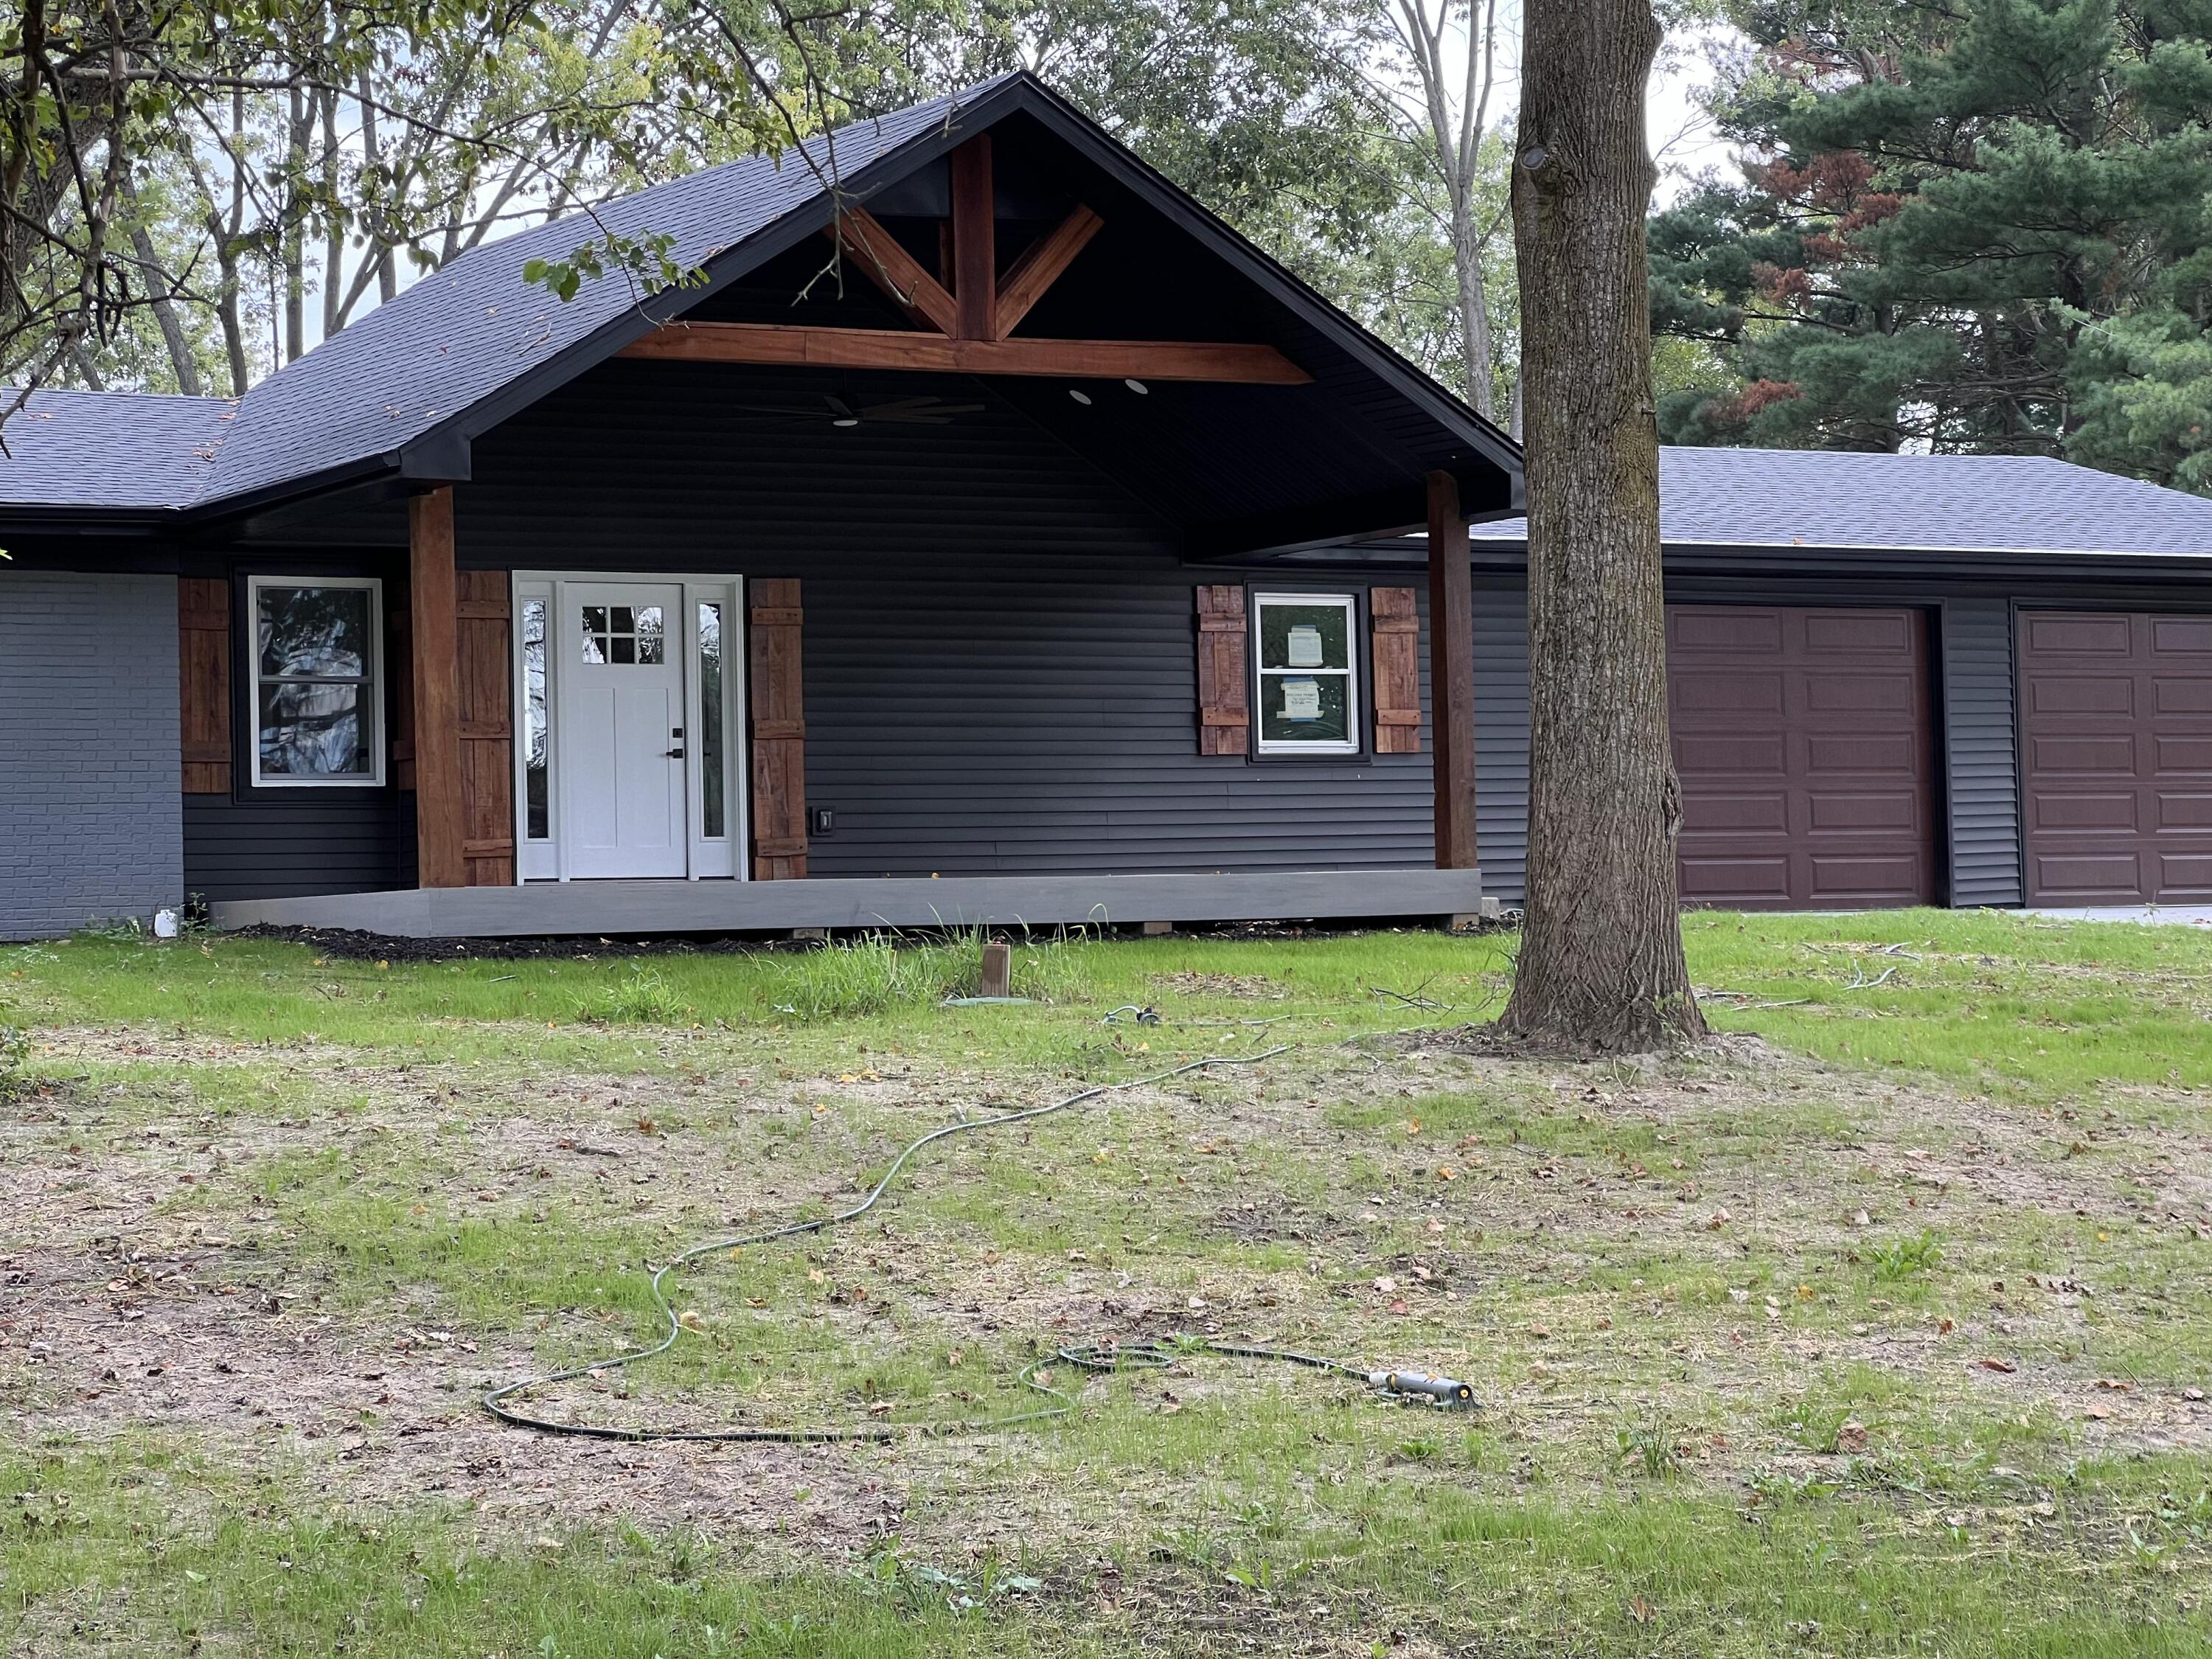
[184, 792, 415, 902]
[1473, 585, 1529, 904]
[1940, 598, 2023, 907]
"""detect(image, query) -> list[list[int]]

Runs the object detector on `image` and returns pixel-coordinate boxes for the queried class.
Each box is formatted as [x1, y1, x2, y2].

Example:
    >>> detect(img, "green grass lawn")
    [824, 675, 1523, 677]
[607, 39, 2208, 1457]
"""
[4, 911, 2211, 1655]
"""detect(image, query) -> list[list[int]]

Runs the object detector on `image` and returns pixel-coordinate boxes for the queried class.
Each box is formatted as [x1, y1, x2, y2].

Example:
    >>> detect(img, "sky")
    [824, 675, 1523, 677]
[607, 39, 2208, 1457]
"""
[1648, 21, 1748, 203]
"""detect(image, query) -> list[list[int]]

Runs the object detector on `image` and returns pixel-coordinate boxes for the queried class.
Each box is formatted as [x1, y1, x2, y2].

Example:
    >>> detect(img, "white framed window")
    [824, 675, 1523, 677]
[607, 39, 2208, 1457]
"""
[1253, 591, 1358, 755]
[248, 575, 385, 787]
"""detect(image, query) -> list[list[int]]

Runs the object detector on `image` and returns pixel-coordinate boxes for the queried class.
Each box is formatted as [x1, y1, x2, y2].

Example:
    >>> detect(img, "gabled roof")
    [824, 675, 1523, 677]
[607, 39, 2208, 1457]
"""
[1470, 446, 2212, 557]
[0, 388, 231, 511]
[0, 72, 1516, 526]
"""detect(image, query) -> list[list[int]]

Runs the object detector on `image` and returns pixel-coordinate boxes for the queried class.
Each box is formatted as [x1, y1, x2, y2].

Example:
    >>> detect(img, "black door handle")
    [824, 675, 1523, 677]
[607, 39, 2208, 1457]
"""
[664, 748, 686, 759]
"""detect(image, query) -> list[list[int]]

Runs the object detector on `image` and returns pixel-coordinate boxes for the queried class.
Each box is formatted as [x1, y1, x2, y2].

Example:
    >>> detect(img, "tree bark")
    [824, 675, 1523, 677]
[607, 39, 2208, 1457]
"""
[1498, 0, 1705, 1054]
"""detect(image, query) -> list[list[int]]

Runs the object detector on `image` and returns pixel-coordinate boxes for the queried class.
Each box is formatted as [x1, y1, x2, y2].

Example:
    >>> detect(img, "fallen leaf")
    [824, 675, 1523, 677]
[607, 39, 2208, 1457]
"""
[1978, 1357, 2017, 1374]
[1835, 1419, 1868, 1454]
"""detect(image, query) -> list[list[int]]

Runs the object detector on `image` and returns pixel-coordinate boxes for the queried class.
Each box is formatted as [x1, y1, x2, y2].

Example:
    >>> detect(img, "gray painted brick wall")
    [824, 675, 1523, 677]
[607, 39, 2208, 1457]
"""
[1, 572, 184, 939]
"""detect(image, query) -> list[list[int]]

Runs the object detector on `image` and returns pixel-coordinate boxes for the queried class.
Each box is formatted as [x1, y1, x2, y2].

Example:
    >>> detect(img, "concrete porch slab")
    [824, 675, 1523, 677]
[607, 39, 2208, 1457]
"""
[209, 868, 1486, 939]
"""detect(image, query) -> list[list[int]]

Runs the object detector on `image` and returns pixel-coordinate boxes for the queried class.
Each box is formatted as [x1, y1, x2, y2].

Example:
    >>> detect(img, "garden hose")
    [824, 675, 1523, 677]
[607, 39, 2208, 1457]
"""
[483, 1046, 1478, 1442]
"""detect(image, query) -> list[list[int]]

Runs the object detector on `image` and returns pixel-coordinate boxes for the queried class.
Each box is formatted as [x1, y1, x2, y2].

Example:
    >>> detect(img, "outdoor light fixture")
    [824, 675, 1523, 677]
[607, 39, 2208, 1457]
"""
[832, 415, 860, 428]
[1068, 388, 1093, 405]
[1124, 378, 1149, 394]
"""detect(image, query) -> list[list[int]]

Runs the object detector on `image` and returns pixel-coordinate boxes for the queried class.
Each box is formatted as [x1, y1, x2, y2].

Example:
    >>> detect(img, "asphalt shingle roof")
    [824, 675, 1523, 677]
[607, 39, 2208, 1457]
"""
[1471, 446, 2212, 557]
[0, 80, 1007, 514]
[0, 388, 231, 509]
[200, 80, 1006, 507]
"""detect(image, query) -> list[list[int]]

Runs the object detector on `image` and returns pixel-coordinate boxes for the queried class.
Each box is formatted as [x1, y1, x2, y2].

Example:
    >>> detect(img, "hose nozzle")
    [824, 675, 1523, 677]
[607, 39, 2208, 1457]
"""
[1368, 1368, 1478, 1408]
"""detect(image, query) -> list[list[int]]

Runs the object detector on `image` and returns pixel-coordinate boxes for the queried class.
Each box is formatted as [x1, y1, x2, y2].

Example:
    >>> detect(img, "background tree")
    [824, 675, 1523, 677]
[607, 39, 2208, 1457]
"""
[1649, 0, 2212, 488]
[1501, 0, 1704, 1053]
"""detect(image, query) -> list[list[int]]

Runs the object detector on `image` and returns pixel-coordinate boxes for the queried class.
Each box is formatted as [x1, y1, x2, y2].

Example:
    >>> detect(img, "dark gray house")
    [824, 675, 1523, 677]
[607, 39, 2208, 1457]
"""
[4, 74, 2212, 941]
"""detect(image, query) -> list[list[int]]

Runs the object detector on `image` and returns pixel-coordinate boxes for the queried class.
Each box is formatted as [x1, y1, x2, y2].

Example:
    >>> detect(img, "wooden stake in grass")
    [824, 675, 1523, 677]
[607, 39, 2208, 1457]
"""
[1500, 0, 1705, 1055]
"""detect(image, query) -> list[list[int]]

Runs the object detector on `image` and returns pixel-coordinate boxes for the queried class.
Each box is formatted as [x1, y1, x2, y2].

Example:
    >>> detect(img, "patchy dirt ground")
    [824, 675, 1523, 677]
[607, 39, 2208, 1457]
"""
[7, 1018, 2211, 1580]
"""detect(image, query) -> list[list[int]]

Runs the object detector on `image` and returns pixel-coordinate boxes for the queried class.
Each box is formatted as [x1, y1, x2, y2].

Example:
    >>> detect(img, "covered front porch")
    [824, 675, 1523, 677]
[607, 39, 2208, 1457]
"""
[195, 88, 1515, 939]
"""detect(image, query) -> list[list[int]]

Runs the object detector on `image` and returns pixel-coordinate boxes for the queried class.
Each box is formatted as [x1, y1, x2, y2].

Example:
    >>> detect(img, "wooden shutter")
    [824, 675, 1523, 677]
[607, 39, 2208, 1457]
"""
[456, 572, 514, 886]
[1371, 586, 1422, 754]
[749, 578, 808, 879]
[178, 579, 232, 793]
[1195, 585, 1249, 755]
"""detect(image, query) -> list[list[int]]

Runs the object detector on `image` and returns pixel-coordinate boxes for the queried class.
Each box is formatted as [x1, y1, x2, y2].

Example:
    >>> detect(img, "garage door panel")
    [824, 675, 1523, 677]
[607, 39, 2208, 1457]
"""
[1669, 605, 1934, 911]
[1681, 791, 1790, 833]
[2157, 791, 2212, 829]
[1674, 670, 1783, 714]
[2028, 734, 2137, 774]
[1675, 734, 1787, 775]
[2028, 676, 2135, 716]
[1805, 611, 1912, 653]
[2154, 734, 2212, 773]
[1805, 732, 1916, 774]
[2020, 610, 2212, 903]
[1804, 670, 1916, 714]
[2029, 791, 2138, 832]
[1679, 855, 1792, 904]
[2160, 853, 2212, 893]
[2024, 614, 2132, 655]
[2152, 617, 2212, 653]
[2154, 677, 2212, 715]
[1673, 609, 1784, 653]
[2034, 852, 2145, 899]
[1806, 789, 1919, 832]
[1808, 855, 1924, 900]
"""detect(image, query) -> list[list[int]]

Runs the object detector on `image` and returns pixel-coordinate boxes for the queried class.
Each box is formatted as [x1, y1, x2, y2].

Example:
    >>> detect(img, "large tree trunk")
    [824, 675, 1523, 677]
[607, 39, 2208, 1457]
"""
[1498, 0, 1704, 1054]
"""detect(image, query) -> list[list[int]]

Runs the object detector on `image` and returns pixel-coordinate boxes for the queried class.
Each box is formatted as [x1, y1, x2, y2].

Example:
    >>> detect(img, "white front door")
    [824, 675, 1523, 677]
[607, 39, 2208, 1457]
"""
[555, 582, 689, 878]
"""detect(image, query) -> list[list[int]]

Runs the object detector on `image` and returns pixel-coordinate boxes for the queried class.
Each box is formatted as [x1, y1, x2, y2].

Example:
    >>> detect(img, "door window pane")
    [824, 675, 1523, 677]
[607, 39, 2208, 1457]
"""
[698, 602, 725, 838]
[583, 602, 664, 665]
[523, 597, 549, 840]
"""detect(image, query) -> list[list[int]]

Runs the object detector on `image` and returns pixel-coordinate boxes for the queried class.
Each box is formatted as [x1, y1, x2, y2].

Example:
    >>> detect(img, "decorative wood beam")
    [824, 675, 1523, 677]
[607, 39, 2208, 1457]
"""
[618, 321, 1311, 383]
[408, 486, 469, 889]
[1426, 470, 1478, 871]
[995, 205, 1104, 338]
[823, 208, 956, 335]
[950, 135, 996, 341]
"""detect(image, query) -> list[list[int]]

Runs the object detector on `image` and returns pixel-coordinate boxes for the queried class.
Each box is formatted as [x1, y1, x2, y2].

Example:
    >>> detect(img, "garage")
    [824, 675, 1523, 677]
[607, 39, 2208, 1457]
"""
[1668, 605, 1938, 909]
[2017, 611, 2212, 903]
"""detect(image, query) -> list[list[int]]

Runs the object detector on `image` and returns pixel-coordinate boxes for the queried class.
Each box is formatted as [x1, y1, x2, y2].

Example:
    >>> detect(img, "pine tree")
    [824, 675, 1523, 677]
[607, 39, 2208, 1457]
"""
[1652, 1, 2212, 486]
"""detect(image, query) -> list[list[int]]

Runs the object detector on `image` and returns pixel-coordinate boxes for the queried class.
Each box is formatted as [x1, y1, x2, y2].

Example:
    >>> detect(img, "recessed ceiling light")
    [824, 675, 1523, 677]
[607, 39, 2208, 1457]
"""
[1124, 378, 1149, 394]
[1068, 389, 1093, 406]
[832, 416, 860, 428]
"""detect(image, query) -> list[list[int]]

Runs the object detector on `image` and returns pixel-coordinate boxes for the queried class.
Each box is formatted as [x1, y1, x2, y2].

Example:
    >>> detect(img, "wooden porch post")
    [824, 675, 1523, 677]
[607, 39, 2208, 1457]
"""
[950, 135, 995, 341]
[408, 486, 468, 888]
[1427, 470, 1479, 869]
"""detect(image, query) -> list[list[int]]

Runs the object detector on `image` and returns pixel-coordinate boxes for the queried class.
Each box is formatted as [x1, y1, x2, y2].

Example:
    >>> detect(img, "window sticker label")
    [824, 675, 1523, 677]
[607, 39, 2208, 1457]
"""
[1281, 677, 1322, 721]
[1285, 624, 1324, 668]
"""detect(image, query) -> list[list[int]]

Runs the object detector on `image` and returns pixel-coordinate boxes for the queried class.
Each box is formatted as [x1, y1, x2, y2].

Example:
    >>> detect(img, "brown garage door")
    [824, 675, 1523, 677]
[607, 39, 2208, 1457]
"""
[2018, 611, 2212, 903]
[1669, 605, 1938, 909]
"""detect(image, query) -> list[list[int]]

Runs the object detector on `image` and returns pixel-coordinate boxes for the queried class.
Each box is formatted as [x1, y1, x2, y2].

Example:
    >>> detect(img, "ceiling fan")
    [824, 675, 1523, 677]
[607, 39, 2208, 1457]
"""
[730, 394, 984, 428]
